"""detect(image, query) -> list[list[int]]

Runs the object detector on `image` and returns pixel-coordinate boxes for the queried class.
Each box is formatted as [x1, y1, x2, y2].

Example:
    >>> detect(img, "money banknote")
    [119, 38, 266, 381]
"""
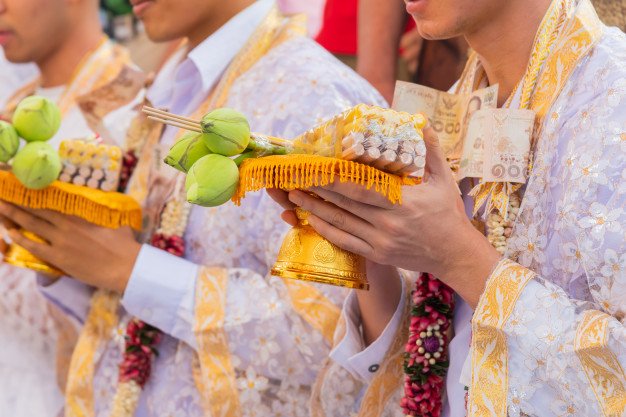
[392, 80, 497, 159]
[459, 108, 535, 182]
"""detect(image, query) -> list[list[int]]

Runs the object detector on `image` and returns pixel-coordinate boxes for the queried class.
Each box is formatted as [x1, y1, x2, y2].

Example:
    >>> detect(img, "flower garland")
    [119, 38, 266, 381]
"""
[118, 150, 138, 192]
[110, 147, 191, 417]
[110, 320, 162, 417]
[401, 273, 455, 417]
[486, 193, 520, 255]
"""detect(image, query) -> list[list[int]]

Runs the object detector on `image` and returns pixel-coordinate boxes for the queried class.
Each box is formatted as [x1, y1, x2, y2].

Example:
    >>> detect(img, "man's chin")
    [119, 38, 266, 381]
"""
[413, 20, 461, 41]
[142, 25, 179, 44]
[2, 48, 32, 65]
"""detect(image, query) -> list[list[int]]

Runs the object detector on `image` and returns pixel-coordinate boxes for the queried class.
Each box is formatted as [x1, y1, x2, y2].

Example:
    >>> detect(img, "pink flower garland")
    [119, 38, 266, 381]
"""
[401, 273, 455, 417]
[111, 151, 188, 416]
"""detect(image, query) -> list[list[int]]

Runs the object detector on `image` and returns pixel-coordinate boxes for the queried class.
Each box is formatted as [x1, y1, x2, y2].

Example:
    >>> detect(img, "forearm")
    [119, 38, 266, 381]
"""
[356, 261, 402, 346]
[357, 0, 407, 103]
[436, 223, 501, 309]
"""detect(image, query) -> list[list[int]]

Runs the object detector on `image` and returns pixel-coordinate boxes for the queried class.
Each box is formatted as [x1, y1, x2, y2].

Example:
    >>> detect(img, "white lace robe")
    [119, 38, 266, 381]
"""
[47, 33, 385, 417]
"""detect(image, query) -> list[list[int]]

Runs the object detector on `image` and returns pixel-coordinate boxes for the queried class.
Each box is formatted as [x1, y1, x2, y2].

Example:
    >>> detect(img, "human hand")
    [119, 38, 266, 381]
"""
[0, 212, 18, 254]
[0, 202, 141, 293]
[283, 126, 500, 307]
[266, 188, 298, 226]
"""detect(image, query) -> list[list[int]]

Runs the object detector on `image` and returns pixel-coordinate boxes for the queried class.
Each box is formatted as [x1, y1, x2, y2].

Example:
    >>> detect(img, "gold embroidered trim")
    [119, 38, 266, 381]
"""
[194, 267, 242, 417]
[309, 313, 347, 417]
[469, 259, 535, 417]
[66, 291, 121, 417]
[575, 311, 626, 416]
[2, 38, 129, 117]
[357, 275, 413, 417]
[284, 280, 341, 344]
[530, 0, 603, 119]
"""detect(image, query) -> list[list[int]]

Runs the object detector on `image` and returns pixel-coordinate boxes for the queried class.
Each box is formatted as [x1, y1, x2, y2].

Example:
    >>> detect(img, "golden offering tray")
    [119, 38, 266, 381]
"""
[0, 170, 142, 276]
[235, 154, 417, 290]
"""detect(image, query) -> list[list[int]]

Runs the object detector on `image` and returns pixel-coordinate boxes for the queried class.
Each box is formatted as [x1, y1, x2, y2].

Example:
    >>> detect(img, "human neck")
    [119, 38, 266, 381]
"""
[37, 21, 104, 88]
[186, 0, 256, 50]
[465, 0, 552, 106]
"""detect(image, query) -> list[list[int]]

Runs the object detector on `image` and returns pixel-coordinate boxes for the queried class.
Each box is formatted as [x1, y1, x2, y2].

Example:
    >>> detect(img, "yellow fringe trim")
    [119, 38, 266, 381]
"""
[0, 171, 142, 230]
[235, 155, 418, 205]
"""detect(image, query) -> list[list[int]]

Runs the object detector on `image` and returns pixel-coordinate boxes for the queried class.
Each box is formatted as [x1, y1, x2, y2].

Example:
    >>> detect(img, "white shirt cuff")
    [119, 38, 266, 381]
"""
[121, 244, 199, 338]
[330, 274, 406, 383]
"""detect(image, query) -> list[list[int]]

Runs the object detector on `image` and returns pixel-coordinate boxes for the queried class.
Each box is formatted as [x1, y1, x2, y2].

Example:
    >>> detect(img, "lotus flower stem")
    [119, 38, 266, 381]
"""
[247, 135, 289, 155]
[233, 151, 257, 167]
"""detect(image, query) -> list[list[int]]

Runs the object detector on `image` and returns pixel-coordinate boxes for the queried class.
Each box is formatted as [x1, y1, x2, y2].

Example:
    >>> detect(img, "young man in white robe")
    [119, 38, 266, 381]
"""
[0, 0, 141, 415]
[270, 0, 626, 415]
[0, 0, 384, 416]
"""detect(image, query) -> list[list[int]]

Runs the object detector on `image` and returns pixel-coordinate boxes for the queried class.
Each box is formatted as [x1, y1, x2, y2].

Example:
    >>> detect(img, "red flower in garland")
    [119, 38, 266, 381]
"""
[118, 150, 139, 192]
[119, 319, 162, 388]
[401, 273, 455, 417]
[150, 233, 185, 257]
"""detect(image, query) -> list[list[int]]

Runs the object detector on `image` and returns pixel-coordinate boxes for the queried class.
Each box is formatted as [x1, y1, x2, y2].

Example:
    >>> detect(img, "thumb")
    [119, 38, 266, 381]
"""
[422, 125, 450, 180]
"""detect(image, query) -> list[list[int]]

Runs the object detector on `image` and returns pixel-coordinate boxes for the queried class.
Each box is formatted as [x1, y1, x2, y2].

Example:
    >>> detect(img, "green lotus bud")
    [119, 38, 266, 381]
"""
[12, 96, 61, 142]
[164, 131, 212, 173]
[200, 108, 250, 157]
[185, 154, 239, 207]
[12, 142, 62, 189]
[0, 121, 20, 162]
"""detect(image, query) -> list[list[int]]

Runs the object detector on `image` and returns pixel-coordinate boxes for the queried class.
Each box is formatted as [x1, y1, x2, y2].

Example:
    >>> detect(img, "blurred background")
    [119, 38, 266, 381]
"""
[3, 0, 625, 107]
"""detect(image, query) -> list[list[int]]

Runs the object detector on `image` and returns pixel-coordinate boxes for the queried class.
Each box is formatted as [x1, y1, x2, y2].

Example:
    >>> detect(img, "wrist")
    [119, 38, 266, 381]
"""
[357, 262, 403, 346]
[438, 222, 501, 308]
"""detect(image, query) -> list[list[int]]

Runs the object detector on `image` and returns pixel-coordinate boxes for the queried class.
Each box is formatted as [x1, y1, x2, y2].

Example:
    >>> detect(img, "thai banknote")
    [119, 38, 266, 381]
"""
[459, 108, 535, 182]
[392, 81, 497, 160]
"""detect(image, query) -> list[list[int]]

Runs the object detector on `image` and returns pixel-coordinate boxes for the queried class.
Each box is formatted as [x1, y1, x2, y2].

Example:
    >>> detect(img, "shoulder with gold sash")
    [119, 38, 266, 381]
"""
[1, 38, 146, 142]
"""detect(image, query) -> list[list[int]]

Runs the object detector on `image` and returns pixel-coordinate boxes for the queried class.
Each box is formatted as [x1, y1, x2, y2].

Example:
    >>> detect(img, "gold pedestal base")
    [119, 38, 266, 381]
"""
[272, 210, 369, 290]
[235, 154, 409, 291]
[4, 231, 63, 277]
